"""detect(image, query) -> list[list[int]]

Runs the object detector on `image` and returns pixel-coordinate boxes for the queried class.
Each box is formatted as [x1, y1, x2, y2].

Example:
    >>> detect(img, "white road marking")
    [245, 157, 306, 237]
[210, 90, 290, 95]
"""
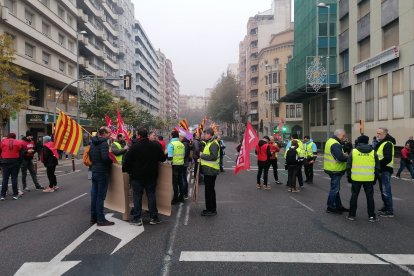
[36, 193, 88, 218]
[179, 252, 387, 264]
[290, 197, 315, 212]
[225, 155, 232, 160]
[323, 177, 331, 180]
[184, 205, 190, 226]
[161, 203, 183, 276]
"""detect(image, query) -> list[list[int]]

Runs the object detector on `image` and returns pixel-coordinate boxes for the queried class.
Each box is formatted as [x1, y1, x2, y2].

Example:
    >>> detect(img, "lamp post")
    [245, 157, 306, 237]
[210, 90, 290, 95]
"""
[317, 3, 330, 140]
[76, 30, 87, 125]
[266, 65, 275, 136]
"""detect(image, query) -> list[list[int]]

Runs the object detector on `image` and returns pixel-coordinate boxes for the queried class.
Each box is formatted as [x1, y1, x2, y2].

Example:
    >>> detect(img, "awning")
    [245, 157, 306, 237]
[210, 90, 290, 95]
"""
[26, 114, 93, 127]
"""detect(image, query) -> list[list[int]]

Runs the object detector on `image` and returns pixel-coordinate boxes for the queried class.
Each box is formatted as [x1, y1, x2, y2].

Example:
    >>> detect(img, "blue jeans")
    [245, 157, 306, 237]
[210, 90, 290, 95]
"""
[91, 171, 109, 222]
[326, 173, 344, 209]
[131, 178, 158, 220]
[396, 159, 414, 179]
[379, 171, 393, 212]
[1, 160, 20, 197]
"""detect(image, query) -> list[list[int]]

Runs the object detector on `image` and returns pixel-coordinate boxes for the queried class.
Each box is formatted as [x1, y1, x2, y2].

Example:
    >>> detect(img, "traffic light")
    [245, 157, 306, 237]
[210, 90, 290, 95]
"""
[273, 126, 278, 133]
[282, 126, 287, 133]
[123, 74, 132, 90]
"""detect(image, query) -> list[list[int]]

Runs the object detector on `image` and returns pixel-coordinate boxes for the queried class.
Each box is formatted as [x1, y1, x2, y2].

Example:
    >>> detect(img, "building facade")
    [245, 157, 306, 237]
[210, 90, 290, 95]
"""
[340, 0, 413, 146]
[158, 50, 179, 120]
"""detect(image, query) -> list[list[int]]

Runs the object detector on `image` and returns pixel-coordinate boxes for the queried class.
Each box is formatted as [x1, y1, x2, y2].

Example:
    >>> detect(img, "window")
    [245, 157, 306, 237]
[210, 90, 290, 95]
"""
[379, 74, 388, 120]
[359, 37, 370, 62]
[68, 40, 75, 53]
[25, 10, 34, 26]
[354, 83, 363, 122]
[40, 0, 49, 7]
[392, 69, 404, 118]
[411, 66, 414, 117]
[46, 86, 56, 101]
[58, 6, 65, 19]
[365, 79, 374, 121]
[25, 43, 34, 58]
[341, 50, 349, 72]
[290, 105, 295, 118]
[383, 19, 399, 50]
[4, 0, 16, 14]
[68, 93, 77, 106]
[58, 33, 65, 46]
[59, 60, 65, 73]
[358, 0, 370, 19]
[67, 15, 74, 28]
[296, 104, 302, 118]
[42, 22, 50, 37]
[274, 58, 279, 65]
[275, 106, 279, 117]
[68, 65, 75, 77]
[340, 14, 349, 33]
[42, 52, 50, 65]
[286, 105, 290, 118]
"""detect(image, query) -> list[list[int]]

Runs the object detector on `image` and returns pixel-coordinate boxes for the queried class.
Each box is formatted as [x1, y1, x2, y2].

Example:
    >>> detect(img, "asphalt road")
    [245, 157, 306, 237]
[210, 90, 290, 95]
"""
[1, 142, 414, 276]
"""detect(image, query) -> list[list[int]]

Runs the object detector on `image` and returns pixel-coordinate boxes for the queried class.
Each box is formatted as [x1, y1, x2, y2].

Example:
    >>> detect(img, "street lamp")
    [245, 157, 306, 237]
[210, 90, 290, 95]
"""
[76, 30, 87, 125]
[317, 2, 330, 139]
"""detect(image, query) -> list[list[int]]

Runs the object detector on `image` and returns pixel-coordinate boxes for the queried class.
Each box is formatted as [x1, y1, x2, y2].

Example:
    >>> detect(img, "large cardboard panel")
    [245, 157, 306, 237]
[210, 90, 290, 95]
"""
[105, 164, 129, 214]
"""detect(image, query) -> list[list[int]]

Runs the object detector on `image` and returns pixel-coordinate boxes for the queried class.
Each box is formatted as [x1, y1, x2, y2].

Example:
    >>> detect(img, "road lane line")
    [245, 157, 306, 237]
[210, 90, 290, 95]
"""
[290, 196, 315, 212]
[161, 203, 183, 276]
[36, 193, 88, 218]
[225, 155, 232, 160]
[179, 252, 387, 264]
[184, 205, 190, 226]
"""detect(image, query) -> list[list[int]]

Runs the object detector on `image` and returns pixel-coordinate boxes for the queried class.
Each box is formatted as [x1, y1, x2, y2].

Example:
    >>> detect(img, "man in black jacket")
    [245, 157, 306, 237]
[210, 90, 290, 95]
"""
[90, 127, 113, 226]
[123, 127, 166, 225]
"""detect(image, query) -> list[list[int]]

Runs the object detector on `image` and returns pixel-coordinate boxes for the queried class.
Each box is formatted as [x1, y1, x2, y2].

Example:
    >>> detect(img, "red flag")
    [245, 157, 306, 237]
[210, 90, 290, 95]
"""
[116, 110, 131, 143]
[234, 122, 259, 175]
[105, 114, 117, 140]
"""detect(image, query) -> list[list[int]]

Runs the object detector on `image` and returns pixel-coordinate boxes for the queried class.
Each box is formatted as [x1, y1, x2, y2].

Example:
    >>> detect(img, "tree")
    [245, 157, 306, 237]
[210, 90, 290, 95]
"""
[207, 73, 239, 122]
[79, 84, 114, 129]
[0, 34, 33, 137]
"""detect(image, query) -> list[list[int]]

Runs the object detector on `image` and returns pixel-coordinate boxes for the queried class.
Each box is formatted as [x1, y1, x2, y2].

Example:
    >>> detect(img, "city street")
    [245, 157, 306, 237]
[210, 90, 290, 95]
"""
[1, 141, 414, 276]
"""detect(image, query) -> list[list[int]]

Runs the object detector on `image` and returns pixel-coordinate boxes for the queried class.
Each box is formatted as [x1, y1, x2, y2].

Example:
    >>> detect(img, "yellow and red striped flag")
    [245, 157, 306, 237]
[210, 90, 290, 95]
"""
[54, 111, 82, 155]
[179, 118, 189, 130]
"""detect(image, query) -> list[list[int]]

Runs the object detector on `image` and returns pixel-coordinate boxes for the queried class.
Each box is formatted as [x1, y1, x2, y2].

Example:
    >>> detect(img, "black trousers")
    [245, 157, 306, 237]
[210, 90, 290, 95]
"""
[349, 181, 375, 218]
[257, 165, 270, 185]
[46, 165, 57, 188]
[204, 175, 217, 212]
[287, 165, 299, 189]
[172, 165, 184, 201]
[304, 160, 314, 182]
[270, 159, 279, 181]
[297, 164, 303, 186]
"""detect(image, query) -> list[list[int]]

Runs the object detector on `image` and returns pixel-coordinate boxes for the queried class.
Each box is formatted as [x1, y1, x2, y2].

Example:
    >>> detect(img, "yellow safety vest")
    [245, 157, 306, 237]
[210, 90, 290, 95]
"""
[351, 149, 375, 181]
[324, 138, 347, 172]
[201, 140, 220, 170]
[171, 140, 185, 165]
[302, 142, 315, 158]
[113, 141, 123, 163]
[284, 139, 304, 158]
[376, 141, 394, 168]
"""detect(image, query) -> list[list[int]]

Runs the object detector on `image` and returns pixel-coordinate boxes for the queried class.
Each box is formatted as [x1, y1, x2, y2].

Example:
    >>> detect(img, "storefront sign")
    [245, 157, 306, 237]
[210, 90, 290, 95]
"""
[353, 46, 399, 75]
[26, 114, 46, 123]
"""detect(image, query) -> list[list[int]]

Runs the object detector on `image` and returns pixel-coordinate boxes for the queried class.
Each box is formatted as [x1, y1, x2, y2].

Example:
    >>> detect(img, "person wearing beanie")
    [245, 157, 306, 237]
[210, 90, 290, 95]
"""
[346, 135, 380, 222]
[21, 131, 44, 191]
[41, 136, 59, 193]
[0, 133, 23, 200]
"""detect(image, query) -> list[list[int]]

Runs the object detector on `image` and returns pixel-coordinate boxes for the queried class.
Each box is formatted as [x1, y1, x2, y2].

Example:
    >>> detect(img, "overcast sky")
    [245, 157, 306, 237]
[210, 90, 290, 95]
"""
[132, 0, 275, 96]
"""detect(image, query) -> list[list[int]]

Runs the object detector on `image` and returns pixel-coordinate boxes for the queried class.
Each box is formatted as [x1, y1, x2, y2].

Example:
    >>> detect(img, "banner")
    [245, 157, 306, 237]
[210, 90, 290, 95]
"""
[234, 122, 259, 175]
[116, 110, 131, 143]
[54, 111, 82, 155]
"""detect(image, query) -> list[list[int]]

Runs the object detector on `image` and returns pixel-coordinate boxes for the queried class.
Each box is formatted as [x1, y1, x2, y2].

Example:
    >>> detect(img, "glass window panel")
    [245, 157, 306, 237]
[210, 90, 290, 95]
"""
[379, 97, 388, 120]
[393, 94, 404, 118]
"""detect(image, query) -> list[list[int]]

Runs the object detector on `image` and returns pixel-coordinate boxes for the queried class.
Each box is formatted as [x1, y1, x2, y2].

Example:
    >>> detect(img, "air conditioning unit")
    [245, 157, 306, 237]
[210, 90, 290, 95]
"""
[26, 19, 32, 26]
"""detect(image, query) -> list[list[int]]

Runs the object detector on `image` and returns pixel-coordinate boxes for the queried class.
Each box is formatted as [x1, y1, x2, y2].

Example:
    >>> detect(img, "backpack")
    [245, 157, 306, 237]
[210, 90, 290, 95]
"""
[83, 145, 92, 167]
[285, 147, 298, 165]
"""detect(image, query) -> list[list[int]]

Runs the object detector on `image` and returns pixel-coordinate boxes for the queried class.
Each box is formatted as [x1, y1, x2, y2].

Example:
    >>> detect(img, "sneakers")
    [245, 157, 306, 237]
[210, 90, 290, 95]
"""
[264, 185, 271, 190]
[0, 197, 5, 201]
[149, 217, 162, 225]
[97, 220, 115, 226]
[35, 186, 44, 190]
[201, 210, 217, 216]
[378, 211, 394, 218]
[183, 194, 189, 200]
[12, 195, 21, 200]
[18, 190, 24, 196]
[43, 187, 55, 193]
[378, 207, 387, 212]
[256, 184, 262, 189]
[54, 186, 59, 190]
[369, 217, 379, 222]
[347, 216, 356, 221]
[275, 180, 282, 185]
[23, 187, 30, 192]
[326, 207, 342, 215]
[291, 188, 300, 193]
[287, 188, 292, 192]
[130, 218, 143, 226]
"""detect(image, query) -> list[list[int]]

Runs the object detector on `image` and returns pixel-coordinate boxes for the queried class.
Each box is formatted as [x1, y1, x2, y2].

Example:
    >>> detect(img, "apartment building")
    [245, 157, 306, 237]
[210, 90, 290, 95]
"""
[132, 20, 160, 116]
[158, 50, 179, 119]
[239, 0, 292, 132]
[339, 0, 414, 146]
[0, 0, 82, 137]
[258, 29, 298, 138]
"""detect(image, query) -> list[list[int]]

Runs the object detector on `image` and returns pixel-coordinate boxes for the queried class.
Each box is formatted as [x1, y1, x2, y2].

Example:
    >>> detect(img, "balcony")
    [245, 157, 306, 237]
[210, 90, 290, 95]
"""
[85, 42, 104, 58]
[103, 39, 118, 54]
[250, 83, 258, 90]
[250, 70, 258, 78]
[59, 0, 78, 18]
[102, 1, 118, 20]
[103, 20, 118, 37]
[85, 21, 103, 38]
[85, 0, 102, 17]
[104, 55, 119, 70]
[79, 56, 90, 67]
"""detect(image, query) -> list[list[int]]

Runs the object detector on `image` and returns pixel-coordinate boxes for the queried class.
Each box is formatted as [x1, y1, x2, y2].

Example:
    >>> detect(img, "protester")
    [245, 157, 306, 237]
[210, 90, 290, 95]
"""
[255, 136, 271, 190]
[21, 131, 44, 191]
[41, 136, 59, 193]
[167, 130, 185, 204]
[111, 133, 128, 164]
[158, 135, 166, 153]
[324, 129, 349, 214]
[405, 135, 414, 160]
[285, 134, 304, 188]
[36, 136, 43, 160]
[0, 133, 23, 200]
[149, 131, 158, 142]
[192, 132, 202, 180]
[372, 136, 378, 150]
[200, 128, 220, 216]
[346, 135, 380, 222]
[89, 127, 114, 226]
[396, 143, 414, 179]
[179, 131, 191, 199]
[123, 127, 166, 226]
[217, 136, 226, 172]
[285, 140, 304, 192]
[302, 135, 317, 184]
[375, 127, 396, 218]
[268, 136, 282, 184]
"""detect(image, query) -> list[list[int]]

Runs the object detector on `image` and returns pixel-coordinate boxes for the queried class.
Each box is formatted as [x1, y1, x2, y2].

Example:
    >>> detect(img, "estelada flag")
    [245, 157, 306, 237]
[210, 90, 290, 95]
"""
[234, 122, 259, 175]
[54, 111, 82, 155]
[116, 110, 131, 143]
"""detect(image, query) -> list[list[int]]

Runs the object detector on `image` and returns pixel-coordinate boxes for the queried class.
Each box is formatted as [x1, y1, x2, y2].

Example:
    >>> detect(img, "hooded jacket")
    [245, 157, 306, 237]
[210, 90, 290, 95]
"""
[90, 136, 112, 173]
[375, 134, 396, 173]
[346, 143, 380, 182]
